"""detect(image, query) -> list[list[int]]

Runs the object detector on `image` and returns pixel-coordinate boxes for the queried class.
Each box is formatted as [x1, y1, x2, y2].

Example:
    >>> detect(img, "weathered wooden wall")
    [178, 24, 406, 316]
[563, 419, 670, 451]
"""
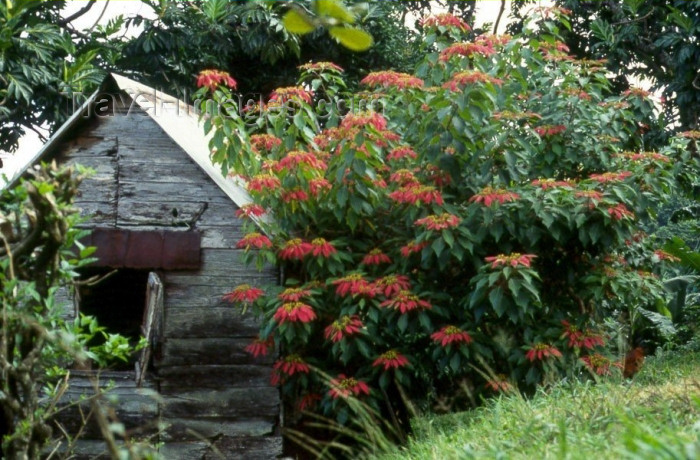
[52, 91, 281, 459]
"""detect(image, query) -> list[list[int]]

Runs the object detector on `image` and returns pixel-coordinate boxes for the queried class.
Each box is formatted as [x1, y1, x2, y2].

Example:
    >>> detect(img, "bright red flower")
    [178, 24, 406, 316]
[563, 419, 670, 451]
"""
[575, 190, 604, 204]
[389, 184, 444, 206]
[580, 353, 622, 376]
[281, 188, 310, 203]
[196, 69, 237, 91]
[361, 71, 424, 89]
[279, 238, 313, 260]
[250, 134, 282, 153]
[328, 374, 370, 399]
[387, 146, 418, 161]
[607, 203, 635, 221]
[269, 86, 313, 104]
[439, 41, 496, 61]
[374, 275, 411, 297]
[534, 124, 567, 137]
[373, 350, 409, 371]
[525, 343, 562, 361]
[653, 249, 680, 263]
[484, 253, 537, 269]
[276, 150, 327, 172]
[400, 240, 429, 257]
[311, 238, 337, 257]
[273, 302, 316, 324]
[619, 151, 670, 163]
[380, 290, 432, 314]
[362, 248, 391, 265]
[271, 354, 310, 385]
[485, 374, 512, 392]
[235, 203, 266, 219]
[324, 315, 364, 343]
[469, 187, 520, 206]
[278, 287, 312, 302]
[622, 87, 651, 98]
[223, 284, 264, 303]
[298, 61, 344, 73]
[389, 169, 420, 186]
[332, 273, 376, 297]
[421, 13, 471, 32]
[561, 320, 605, 349]
[531, 179, 574, 190]
[414, 213, 461, 231]
[340, 112, 387, 131]
[443, 70, 503, 91]
[309, 178, 332, 196]
[248, 174, 281, 192]
[431, 325, 473, 347]
[244, 335, 274, 358]
[589, 171, 632, 183]
[236, 232, 273, 250]
[297, 393, 323, 411]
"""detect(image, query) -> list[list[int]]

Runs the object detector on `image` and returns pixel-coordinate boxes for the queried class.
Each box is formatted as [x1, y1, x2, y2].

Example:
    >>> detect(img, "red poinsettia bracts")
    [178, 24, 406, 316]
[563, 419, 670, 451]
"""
[439, 41, 497, 61]
[531, 179, 574, 189]
[248, 174, 281, 192]
[271, 354, 310, 385]
[250, 134, 282, 153]
[431, 326, 473, 347]
[328, 374, 370, 399]
[485, 253, 536, 269]
[374, 275, 412, 297]
[297, 393, 323, 411]
[580, 353, 621, 376]
[279, 238, 313, 260]
[310, 238, 337, 258]
[269, 86, 313, 104]
[340, 112, 387, 131]
[332, 273, 376, 297]
[589, 171, 632, 183]
[236, 232, 273, 250]
[244, 335, 275, 358]
[421, 13, 471, 32]
[223, 284, 264, 304]
[278, 287, 312, 302]
[380, 290, 432, 313]
[235, 203, 266, 219]
[525, 343, 562, 361]
[372, 350, 409, 371]
[414, 214, 460, 231]
[362, 248, 391, 266]
[387, 146, 419, 161]
[443, 70, 503, 91]
[282, 188, 310, 203]
[389, 184, 444, 206]
[534, 124, 567, 136]
[276, 150, 327, 172]
[400, 240, 429, 257]
[324, 315, 364, 343]
[607, 203, 635, 220]
[273, 302, 317, 324]
[309, 178, 332, 196]
[485, 374, 512, 392]
[561, 320, 605, 349]
[361, 71, 424, 89]
[298, 61, 344, 73]
[653, 249, 680, 262]
[197, 69, 237, 91]
[469, 187, 520, 206]
[619, 151, 670, 163]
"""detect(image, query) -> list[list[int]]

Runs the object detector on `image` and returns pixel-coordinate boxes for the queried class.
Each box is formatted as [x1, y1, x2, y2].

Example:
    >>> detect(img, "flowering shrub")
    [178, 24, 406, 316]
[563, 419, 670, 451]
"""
[199, 9, 697, 425]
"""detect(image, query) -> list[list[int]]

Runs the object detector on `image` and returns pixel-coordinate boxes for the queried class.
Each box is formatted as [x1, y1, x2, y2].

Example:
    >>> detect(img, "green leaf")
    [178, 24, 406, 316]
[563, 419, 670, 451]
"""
[314, 0, 355, 24]
[328, 26, 373, 51]
[283, 9, 316, 35]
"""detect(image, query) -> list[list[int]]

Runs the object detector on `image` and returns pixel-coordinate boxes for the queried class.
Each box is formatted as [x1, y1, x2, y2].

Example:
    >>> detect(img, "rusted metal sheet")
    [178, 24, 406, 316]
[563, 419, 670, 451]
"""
[82, 228, 201, 269]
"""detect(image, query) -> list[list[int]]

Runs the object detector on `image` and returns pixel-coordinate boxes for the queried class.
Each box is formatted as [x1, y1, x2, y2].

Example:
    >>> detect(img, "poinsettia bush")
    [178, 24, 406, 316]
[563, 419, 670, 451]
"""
[198, 8, 697, 426]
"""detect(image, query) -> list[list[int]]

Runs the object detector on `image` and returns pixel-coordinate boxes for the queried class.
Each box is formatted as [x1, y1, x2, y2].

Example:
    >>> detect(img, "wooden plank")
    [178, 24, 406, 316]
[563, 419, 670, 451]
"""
[206, 436, 283, 460]
[116, 200, 246, 228]
[162, 307, 262, 338]
[119, 162, 215, 184]
[158, 365, 272, 390]
[157, 338, 273, 367]
[165, 285, 275, 309]
[119, 181, 233, 205]
[160, 387, 279, 419]
[137, 273, 164, 386]
[160, 418, 276, 442]
[73, 201, 116, 226]
[56, 136, 118, 159]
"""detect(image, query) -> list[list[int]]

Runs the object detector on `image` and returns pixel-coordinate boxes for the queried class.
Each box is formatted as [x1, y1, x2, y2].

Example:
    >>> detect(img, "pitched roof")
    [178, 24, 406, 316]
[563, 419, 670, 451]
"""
[2, 73, 257, 219]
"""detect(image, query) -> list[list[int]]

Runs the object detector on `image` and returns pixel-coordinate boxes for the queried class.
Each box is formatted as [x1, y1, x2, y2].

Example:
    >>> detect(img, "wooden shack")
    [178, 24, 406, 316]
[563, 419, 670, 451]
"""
[9, 74, 281, 459]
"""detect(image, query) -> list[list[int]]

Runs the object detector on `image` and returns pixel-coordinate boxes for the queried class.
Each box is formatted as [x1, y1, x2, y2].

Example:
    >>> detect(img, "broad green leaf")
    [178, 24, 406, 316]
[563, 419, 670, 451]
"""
[314, 0, 355, 24]
[283, 9, 316, 35]
[329, 26, 373, 51]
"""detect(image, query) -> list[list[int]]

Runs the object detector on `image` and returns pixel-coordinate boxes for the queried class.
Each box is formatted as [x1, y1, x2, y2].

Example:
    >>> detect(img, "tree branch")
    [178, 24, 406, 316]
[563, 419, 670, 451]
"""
[57, 0, 96, 26]
[493, 0, 507, 35]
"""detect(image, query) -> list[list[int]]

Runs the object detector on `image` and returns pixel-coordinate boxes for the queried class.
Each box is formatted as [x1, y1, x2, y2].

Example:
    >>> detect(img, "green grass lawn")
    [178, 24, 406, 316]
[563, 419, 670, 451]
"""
[377, 350, 700, 460]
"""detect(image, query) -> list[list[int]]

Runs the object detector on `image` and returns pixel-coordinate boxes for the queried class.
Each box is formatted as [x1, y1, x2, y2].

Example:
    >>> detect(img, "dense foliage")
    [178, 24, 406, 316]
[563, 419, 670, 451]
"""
[512, 0, 700, 131]
[201, 8, 697, 430]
